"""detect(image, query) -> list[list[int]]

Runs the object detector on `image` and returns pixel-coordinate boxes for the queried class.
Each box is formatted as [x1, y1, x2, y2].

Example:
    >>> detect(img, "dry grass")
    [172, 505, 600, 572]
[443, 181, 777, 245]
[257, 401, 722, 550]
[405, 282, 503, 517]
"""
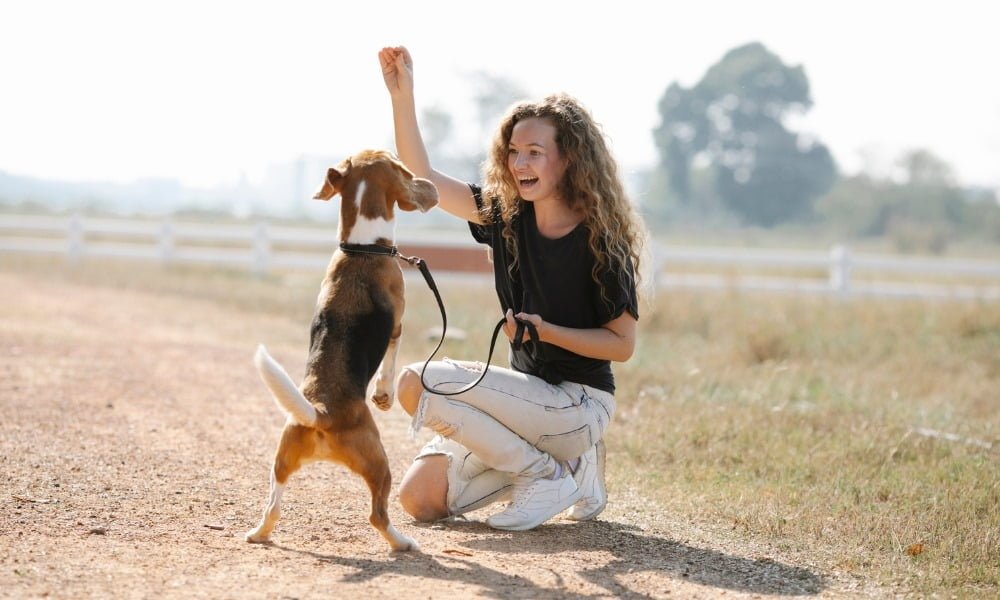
[3, 254, 997, 596]
[616, 290, 999, 595]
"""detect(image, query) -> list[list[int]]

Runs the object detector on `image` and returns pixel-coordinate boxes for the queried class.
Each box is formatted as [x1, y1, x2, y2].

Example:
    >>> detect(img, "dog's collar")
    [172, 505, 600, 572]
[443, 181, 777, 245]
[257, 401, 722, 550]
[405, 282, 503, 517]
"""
[339, 242, 399, 257]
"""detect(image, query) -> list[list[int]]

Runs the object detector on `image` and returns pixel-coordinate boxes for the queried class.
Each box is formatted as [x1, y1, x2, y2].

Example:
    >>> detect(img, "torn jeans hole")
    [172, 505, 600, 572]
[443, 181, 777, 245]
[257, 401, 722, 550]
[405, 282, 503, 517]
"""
[408, 393, 429, 439]
[443, 357, 486, 373]
[424, 414, 458, 437]
[409, 394, 461, 439]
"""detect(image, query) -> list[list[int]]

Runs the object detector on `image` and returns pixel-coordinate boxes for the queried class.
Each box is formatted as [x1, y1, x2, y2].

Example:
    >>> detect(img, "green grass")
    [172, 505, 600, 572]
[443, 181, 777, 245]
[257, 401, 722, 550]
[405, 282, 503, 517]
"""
[3, 254, 997, 595]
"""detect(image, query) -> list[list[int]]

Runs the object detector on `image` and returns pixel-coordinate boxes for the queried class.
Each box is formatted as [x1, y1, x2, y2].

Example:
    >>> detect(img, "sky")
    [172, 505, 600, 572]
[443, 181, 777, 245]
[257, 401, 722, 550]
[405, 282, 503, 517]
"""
[2, 0, 998, 192]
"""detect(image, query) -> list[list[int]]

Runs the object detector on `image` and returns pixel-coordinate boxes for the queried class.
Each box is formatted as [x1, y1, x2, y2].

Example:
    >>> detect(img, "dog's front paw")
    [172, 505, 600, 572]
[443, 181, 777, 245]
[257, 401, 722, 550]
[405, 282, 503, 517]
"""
[371, 391, 394, 411]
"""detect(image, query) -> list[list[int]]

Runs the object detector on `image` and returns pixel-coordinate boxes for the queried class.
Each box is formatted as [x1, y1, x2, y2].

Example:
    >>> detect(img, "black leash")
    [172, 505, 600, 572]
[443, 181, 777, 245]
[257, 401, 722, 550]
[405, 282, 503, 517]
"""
[338, 242, 536, 396]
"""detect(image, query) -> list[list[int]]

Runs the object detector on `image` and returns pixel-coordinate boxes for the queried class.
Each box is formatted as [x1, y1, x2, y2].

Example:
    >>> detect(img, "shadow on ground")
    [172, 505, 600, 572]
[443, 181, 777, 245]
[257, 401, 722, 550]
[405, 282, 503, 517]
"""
[276, 518, 825, 599]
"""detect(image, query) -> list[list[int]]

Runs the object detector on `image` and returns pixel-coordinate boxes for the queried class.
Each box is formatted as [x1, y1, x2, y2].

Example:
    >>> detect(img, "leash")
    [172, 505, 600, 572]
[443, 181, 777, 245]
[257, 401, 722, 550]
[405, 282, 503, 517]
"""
[338, 242, 537, 396]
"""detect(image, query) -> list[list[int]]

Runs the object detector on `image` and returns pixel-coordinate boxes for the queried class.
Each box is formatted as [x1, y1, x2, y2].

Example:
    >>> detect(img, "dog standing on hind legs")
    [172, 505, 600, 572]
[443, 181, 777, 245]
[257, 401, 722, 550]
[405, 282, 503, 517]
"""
[246, 150, 438, 552]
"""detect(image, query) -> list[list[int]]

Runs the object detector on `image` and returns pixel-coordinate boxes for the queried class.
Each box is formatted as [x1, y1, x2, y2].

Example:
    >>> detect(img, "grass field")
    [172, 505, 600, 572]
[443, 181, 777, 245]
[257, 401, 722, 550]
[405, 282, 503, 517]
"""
[4, 254, 997, 596]
[616, 288, 998, 594]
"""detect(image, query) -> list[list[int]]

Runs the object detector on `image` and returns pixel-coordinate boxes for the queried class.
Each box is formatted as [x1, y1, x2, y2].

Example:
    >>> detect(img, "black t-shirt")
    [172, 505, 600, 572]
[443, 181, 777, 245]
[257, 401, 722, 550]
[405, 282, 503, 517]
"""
[467, 184, 638, 394]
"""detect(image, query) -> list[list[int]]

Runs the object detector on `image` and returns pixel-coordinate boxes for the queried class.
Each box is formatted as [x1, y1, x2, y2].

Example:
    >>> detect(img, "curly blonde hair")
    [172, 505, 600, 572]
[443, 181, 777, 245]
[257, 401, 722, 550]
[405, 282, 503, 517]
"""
[481, 93, 646, 304]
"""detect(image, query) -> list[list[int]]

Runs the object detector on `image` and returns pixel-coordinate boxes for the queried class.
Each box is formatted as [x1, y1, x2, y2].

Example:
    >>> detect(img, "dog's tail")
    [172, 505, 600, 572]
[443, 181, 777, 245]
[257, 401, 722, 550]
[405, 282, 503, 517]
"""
[253, 344, 317, 427]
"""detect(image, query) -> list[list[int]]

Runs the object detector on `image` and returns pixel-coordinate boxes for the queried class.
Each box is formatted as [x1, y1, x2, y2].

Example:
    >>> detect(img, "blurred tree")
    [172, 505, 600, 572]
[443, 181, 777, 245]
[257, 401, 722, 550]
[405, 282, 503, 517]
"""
[468, 70, 529, 141]
[816, 148, 999, 252]
[420, 105, 455, 154]
[900, 149, 956, 187]
[418, 71, 528, 186]
[652, 42, 837, 226]
[418, 103, 478, 185]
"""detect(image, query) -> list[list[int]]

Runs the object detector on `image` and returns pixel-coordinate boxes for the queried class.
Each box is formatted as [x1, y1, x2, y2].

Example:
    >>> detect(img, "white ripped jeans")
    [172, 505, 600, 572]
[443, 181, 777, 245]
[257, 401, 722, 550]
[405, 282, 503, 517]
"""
[409, 358, 615, 515]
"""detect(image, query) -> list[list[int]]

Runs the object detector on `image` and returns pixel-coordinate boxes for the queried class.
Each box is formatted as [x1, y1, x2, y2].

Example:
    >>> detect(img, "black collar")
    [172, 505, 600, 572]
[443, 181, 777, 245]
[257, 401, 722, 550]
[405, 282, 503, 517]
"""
[339, 242, 399, 257]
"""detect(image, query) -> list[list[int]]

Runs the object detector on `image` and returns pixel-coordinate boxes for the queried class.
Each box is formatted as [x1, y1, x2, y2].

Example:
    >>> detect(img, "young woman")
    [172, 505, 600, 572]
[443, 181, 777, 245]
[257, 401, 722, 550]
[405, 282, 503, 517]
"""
[379, 46, 646, 531]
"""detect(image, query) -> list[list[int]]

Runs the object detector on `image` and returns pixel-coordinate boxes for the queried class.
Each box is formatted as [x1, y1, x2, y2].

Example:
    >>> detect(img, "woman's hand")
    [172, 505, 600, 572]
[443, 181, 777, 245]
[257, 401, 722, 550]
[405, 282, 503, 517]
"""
[503, 309, 637, 362]
[503, 309, 543, 344]
[378, 46, 413, 97]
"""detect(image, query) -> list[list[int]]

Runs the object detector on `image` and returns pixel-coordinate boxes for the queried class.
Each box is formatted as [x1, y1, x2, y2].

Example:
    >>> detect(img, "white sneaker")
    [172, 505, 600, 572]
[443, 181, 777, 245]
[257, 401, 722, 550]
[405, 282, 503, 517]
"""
[486, 472, 582, 531]
[566, 440, 607, 521]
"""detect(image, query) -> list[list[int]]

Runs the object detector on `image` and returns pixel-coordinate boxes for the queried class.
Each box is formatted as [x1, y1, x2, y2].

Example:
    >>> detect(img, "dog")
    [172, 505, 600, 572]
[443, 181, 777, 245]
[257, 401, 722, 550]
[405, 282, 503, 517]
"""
[246, 150, 438, 551]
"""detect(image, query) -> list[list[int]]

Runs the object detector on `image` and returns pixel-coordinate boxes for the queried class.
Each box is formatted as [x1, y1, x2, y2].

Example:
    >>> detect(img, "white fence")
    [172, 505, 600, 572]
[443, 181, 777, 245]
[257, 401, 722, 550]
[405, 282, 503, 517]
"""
[0, 213, 477, 273]
[1, 213, 998, 301]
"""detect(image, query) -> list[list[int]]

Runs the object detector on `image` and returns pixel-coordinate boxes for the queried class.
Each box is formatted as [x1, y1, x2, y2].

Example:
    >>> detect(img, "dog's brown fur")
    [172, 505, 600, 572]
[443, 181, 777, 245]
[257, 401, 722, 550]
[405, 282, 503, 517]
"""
[246, 150, 437, 551]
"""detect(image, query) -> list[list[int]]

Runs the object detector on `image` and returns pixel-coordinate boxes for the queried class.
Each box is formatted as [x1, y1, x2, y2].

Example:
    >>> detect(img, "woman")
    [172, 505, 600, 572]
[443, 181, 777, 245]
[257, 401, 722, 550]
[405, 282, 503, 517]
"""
[379, 46, 645, 531]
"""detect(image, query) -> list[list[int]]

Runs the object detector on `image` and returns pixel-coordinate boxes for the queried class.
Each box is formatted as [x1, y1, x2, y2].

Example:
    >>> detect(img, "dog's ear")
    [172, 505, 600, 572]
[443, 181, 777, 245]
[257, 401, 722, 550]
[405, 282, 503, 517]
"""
[313, 161, 350, 201]
[396, 177, 439, 212]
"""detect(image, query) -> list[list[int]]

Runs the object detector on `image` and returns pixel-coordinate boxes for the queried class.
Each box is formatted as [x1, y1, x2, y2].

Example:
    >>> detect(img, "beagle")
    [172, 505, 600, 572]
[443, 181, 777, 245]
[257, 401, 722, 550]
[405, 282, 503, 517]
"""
[246, 150, 438, 551]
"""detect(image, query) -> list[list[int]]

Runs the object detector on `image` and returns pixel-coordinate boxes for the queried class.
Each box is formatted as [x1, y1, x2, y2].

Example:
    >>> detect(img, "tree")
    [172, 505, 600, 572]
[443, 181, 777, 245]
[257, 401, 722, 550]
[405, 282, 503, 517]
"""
[420, 105, 455, 154]
[816, 148, 999, 252]
[652, 42, 837, 226]
[419, 71, 528, 185]
[467, 70, 528, 140]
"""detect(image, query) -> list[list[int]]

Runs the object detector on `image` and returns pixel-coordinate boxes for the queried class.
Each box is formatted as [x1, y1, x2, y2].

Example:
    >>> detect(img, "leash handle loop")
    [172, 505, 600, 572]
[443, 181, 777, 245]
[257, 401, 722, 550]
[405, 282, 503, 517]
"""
[510, 316, 539, 352]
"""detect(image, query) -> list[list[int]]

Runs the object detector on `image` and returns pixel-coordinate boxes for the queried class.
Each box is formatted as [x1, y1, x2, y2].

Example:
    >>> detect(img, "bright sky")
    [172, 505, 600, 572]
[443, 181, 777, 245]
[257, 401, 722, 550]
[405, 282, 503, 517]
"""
[2, 0, 998, 190]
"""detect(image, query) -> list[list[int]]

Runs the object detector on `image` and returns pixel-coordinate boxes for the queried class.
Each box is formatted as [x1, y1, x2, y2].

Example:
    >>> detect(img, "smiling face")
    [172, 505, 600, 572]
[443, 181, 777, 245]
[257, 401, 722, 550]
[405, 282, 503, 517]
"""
[507, 117, 568, 204]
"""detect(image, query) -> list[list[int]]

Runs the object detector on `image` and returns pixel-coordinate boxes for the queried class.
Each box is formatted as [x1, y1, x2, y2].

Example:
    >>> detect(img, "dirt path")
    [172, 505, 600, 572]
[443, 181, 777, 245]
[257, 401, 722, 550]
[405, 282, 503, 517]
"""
[0, 269, 870, 599]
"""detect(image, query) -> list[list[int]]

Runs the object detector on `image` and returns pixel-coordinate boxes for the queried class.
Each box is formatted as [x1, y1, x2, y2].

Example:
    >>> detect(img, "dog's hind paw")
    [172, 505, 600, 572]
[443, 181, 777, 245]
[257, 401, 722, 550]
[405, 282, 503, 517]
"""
[384, 526, 419, 552]
[393, 537, 420, 552]
[244, 530, 270, 544]
[371, 392, 393, 411]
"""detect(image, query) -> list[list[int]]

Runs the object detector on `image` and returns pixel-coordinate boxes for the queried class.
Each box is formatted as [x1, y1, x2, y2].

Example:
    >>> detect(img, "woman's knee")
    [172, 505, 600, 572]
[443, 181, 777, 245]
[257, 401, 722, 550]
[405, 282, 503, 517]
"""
[398, 455, 450, 522]
[399, 484, 447, 523]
